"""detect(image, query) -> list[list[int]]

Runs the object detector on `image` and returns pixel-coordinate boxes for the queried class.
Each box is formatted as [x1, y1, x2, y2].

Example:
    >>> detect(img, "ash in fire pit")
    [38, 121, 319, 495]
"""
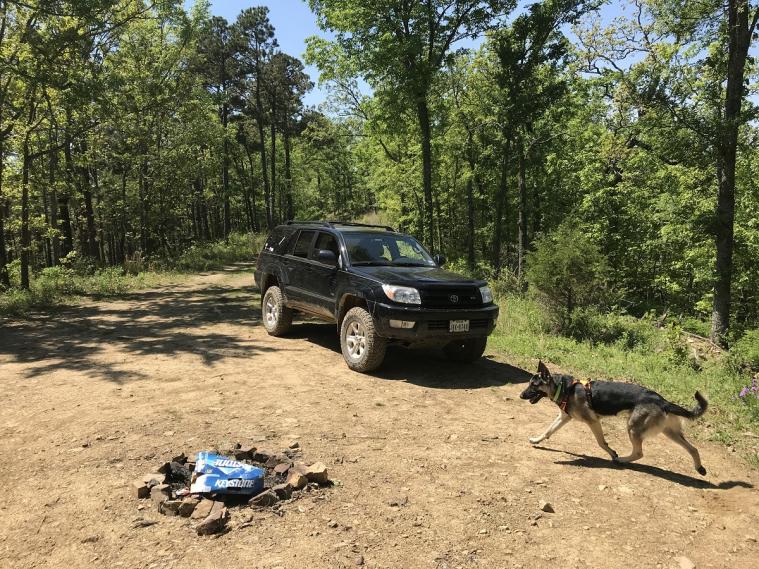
[131, 443, 332, 535]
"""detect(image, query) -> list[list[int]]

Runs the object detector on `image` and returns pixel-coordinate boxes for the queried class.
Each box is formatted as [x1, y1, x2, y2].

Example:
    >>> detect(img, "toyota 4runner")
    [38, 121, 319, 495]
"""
[253, 221, 499, 372]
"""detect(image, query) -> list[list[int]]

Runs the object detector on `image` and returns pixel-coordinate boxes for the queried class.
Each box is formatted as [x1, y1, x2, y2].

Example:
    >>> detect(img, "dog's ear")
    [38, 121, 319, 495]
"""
[537, 360, 552, 380]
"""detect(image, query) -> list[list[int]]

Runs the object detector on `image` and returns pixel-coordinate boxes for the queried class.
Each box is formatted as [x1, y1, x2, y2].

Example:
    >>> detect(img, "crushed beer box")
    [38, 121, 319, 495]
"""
[190, 451, 265, 495]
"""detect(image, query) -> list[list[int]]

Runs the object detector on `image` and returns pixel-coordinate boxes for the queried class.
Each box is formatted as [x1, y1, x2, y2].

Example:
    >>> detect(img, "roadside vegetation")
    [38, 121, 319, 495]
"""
[490, 296, 759, 458]
[0, 233, 264, 316]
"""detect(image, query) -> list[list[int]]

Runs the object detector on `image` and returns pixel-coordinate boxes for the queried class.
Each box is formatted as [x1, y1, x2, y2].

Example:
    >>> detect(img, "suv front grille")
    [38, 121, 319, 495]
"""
[420, 287, 482, 309]
[428, 319, 491, 331]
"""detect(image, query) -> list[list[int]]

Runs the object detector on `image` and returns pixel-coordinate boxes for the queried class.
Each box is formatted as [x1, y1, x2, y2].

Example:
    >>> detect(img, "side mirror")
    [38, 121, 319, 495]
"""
[433, 254, 446, 267]
[316, 249, 338, 267]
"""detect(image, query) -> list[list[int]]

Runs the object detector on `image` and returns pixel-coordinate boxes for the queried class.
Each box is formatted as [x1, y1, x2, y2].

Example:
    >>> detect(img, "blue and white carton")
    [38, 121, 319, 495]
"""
[190, 451, 265, 495]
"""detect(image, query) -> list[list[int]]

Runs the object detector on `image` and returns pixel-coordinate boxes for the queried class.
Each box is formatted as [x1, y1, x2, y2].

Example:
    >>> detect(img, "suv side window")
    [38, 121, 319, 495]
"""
[311, 232, 339, 262]
[291, 230, 316, 258]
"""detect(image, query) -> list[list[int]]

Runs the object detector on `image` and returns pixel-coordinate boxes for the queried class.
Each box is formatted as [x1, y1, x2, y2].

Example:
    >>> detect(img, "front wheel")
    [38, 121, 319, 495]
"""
[262, 286, 293, 336]
[340, 307, 387, 372]
[443, 337, 487, 363]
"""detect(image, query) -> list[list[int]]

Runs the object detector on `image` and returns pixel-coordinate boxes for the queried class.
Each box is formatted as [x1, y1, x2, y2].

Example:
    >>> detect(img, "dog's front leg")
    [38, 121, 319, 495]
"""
[529, 411, 571, 445]
[587, 420, 618, 460]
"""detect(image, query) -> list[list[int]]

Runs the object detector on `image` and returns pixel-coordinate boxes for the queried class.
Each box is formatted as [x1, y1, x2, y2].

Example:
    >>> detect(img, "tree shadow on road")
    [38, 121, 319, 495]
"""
[534, 446, 754, 490]
[283, 321, 531, 389]
[0, 284, 272, 384]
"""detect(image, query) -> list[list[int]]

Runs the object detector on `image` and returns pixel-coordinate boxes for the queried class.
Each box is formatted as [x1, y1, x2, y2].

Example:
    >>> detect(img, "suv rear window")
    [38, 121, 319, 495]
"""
[291, 230, 316, 258]
[263, 228, 295, 254]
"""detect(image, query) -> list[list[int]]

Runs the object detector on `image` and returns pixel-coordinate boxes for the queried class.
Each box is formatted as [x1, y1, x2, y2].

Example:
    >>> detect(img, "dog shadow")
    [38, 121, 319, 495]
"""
[533, 446, 754, 490]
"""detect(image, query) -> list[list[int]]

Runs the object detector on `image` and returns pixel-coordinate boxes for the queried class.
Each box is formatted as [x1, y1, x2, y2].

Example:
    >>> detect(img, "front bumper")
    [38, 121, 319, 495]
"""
[371, 301, 499, 341]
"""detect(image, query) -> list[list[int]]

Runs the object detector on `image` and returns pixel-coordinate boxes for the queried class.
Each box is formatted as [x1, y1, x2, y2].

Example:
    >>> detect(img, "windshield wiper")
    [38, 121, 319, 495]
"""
[351, 260, 392, 266]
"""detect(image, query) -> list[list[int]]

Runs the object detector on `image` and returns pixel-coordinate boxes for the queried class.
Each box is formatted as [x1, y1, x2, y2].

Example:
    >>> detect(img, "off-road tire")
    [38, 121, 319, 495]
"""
[443, 337, 487, 363]
[262, 286, 293, 336]
[340, 307, 387, 372]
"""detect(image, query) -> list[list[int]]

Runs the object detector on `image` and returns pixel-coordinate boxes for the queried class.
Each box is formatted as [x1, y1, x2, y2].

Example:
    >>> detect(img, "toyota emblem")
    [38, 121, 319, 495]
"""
[450, 294, 459, 303]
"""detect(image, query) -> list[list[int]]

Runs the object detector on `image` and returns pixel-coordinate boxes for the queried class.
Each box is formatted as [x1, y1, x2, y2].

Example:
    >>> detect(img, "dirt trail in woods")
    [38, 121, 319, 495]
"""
[1, 265, 757, 569]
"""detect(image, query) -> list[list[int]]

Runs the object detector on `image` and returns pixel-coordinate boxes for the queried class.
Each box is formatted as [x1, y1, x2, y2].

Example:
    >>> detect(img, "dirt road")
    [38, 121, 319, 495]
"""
[1, 266, 757, 569]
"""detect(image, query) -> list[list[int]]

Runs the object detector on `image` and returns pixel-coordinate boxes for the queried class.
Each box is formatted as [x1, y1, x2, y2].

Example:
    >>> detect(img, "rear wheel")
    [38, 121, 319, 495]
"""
[443, 337, 487, 363]
[340, 307, 387, 372]
[262, 286, 292, 336]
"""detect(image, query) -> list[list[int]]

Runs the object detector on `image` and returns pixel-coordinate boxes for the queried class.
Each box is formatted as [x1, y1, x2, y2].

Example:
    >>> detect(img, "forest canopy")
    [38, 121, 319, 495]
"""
[1, 0, 758, 346]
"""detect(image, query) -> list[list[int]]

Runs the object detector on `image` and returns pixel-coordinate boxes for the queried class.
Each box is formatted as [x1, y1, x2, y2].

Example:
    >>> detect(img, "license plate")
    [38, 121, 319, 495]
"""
[449, 320, 469, 333]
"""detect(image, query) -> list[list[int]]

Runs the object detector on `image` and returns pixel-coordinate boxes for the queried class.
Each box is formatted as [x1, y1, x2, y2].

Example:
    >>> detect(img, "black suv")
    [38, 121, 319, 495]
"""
[254, 221, 499, 372]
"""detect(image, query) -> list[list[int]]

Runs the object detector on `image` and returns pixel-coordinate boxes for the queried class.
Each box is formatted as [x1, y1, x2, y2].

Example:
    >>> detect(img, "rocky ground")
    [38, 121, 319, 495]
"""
[1, 265, 757, 569]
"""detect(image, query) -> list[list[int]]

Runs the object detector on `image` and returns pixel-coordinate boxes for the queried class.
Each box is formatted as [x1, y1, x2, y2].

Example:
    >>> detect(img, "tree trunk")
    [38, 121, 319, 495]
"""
[517, 137, 528, 285]
[0, 136, 9, 288]
[139, 158, 149, 254]
[284, 123, 294, 222]
[222, 102, 231, 239]
[466, 176, 475, 272]
[61, 113, 76, 258]
[58, 193, 73, 258]
[233, 156, 254, 232]
[41, 182, 52, 268]
[270, 97, 278, 225]
[464, 129, 477, 272]
[21, 133, 31, 289]
[81, 164, 98, 260]
[48, 135, 60, 266]
[710, 1, 756, 345]
[492, 138, 510, 275]
[119, 169, 127, 263]
[245, 147, 260, 232]
[532, 170, 542, 238]
[92, 168, 106, 263]
[416, 95, 434, 250]
[255, 51, 273, 230]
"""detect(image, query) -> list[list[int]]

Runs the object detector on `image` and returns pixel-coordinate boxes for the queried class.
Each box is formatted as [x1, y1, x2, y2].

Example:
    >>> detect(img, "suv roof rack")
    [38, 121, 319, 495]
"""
[328, 221, 395, 231]
[285, 220, 332, 228]
[285, 220, 395, 232]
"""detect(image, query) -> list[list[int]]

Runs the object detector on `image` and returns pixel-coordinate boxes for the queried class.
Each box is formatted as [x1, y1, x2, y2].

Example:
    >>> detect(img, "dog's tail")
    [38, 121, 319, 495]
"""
[666, 391, 708, 419]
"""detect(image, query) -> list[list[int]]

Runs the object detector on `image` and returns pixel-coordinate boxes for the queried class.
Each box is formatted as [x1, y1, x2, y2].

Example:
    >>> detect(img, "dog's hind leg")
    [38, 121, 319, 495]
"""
[615, 407, 661, 464]
[587, 420, 618, 460]
[664, 423, 706, 475]
[615, 430, 644, 464]
[529, 411, 571, 445]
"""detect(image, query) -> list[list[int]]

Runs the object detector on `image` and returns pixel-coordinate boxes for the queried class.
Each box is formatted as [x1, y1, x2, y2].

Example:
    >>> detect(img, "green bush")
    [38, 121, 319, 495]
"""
[492, 267, 522, 298]
[526, 221, 614, 332]
[89, 267, 132, 295]
[565, 307, 657, 350]
[34, 266, 80, 300]
[730, 329, 759, 372]
[680, 316, 711, 338]
[174, 233, 263, 271]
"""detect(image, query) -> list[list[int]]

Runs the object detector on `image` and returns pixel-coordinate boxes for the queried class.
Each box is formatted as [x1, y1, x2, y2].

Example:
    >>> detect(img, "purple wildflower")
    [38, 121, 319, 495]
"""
[740, 387, 750, 398]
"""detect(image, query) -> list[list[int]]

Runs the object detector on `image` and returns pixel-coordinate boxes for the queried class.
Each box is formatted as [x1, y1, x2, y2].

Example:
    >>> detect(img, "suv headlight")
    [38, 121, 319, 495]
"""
[479, 285, 493, 304]
[382, 284, 421, 305]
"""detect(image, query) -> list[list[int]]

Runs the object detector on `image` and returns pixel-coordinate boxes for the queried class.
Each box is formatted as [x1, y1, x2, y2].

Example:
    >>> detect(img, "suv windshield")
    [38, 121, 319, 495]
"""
[343, 232, 435, 267]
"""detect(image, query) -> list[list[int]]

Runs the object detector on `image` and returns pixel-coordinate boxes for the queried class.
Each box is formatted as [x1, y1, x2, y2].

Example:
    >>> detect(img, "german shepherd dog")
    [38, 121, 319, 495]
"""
[520, 361, 708, 475]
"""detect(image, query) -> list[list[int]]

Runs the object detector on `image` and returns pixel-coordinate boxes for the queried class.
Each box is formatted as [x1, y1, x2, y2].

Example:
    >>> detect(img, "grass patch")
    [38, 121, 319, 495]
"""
[0, 266, 178, 316]
[490, 294, 759, 462]
[0, 233, 264, 317]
